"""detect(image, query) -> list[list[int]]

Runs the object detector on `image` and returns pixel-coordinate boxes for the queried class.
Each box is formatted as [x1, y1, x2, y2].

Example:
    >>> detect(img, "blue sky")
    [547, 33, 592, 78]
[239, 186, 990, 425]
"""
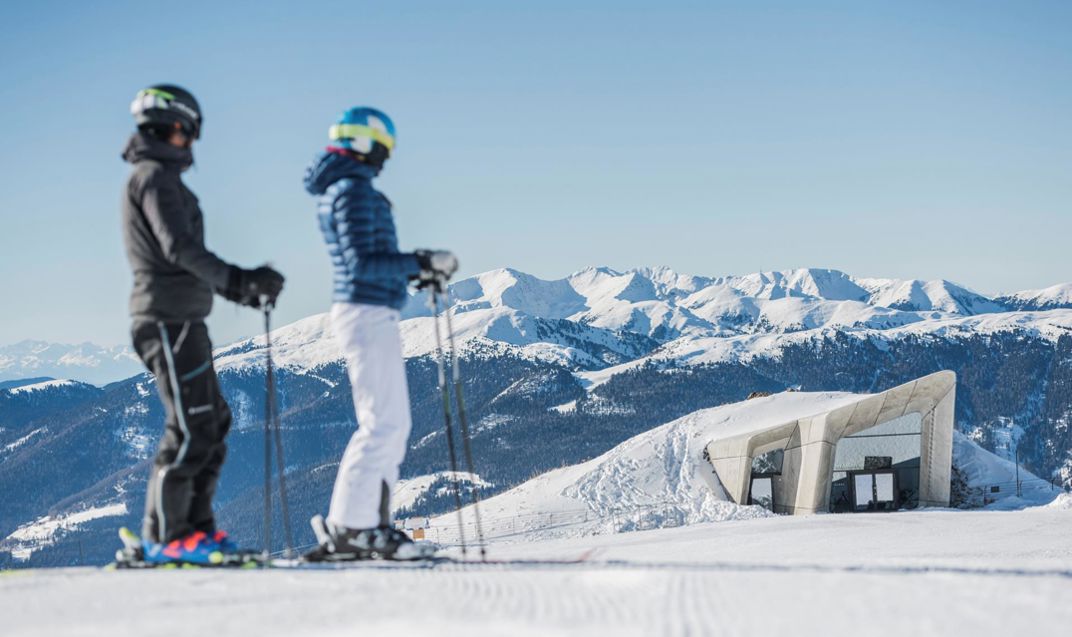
[1, 1, 1069, 345]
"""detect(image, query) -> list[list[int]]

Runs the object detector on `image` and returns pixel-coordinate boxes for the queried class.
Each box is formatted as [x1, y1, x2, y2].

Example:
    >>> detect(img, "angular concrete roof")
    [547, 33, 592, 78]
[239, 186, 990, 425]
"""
[706, 371, 956, 514]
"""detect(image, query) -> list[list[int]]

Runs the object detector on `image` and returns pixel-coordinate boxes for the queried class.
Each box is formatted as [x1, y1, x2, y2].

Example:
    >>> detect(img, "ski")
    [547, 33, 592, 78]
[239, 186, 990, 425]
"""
[107, 551, 597, 571]
[109, 527, 264, 570]
[301, 513, 439, 562]
[110, 526, 598, 570]
[108, 557, 263, 571]
[269, 547, 600, 570]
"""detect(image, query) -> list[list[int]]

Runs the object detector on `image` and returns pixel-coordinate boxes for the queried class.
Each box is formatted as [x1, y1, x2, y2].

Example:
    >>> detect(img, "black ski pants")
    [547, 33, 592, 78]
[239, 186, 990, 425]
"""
[132, 320, 232, 543]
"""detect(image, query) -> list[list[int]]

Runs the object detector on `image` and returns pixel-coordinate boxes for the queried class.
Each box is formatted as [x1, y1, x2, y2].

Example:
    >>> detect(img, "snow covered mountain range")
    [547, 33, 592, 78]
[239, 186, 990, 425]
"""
[216, 266, 1072, 374]
[5, 267, 1071, 385]
[3, 266, 1072, 567]
[0, 341, 141, 386]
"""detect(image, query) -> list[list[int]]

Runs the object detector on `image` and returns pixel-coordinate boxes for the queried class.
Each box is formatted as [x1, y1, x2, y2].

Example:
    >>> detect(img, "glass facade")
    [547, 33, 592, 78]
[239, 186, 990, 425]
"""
[829, 413, 922, 512]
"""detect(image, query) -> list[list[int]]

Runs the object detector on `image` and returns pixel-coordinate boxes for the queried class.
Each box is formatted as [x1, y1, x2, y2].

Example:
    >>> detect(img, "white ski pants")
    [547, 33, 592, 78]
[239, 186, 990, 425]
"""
[327, 302, 413, 529]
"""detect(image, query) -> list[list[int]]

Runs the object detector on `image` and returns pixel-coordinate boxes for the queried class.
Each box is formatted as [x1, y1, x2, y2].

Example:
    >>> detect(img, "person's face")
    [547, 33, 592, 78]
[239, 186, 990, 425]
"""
[167, 123, 194, 149]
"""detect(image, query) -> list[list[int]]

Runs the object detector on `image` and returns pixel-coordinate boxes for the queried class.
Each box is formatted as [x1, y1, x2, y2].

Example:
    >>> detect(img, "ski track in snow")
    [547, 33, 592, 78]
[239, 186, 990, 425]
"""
[3, 507, 1071, 637]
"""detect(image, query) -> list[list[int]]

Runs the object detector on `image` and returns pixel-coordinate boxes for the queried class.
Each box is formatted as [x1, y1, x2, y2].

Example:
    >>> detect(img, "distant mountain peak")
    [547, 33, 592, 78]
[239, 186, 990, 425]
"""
[570, 265, 622, 278]
[0, 341, 141, 386]
[998, 282, 1072, 311]
[717, 268, 868, 302]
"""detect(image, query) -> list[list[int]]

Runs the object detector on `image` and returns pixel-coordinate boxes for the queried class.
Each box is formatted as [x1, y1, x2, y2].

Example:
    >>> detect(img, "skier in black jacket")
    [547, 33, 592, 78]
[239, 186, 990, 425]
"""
[120, 84, 284, 565]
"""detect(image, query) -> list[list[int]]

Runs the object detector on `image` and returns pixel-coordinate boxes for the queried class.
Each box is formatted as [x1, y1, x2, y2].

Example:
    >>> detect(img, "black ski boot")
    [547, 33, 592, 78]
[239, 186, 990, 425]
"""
[303, 515, 436, 562]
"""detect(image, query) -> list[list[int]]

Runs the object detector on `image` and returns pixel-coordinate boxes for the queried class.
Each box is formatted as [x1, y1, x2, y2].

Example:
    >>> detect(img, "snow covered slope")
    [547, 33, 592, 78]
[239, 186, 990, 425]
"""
[998, 282, 1072, 310]
[3, 379, 80, 394]
[445, 392, 861, 539]
[856, 276, 1005, 314]
[392, 471, 490, 514]
[4, 506, 1070, 637]
[2, 503, 128, 562]
[953, 431, 1056, 509]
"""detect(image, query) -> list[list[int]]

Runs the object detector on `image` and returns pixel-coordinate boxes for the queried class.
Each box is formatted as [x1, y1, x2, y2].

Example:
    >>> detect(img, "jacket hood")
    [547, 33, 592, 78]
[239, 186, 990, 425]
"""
[303, 149, 379, 195]
[122, 132, 194, 170]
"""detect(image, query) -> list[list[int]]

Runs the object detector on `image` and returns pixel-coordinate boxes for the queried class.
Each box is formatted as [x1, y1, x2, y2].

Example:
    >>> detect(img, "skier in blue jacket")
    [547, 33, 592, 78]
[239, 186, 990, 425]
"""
[303, 107, 457, 560]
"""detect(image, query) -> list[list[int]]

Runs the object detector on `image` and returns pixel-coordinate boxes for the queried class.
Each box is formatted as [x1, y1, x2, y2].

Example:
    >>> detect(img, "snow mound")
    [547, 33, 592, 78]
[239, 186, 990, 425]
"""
[435, 391, 873, 541]
[1045, 492, 1072, 510]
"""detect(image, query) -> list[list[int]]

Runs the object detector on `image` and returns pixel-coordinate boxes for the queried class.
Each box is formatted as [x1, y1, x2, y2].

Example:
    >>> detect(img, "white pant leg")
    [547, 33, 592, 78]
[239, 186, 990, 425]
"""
[327, 303, 413, 529]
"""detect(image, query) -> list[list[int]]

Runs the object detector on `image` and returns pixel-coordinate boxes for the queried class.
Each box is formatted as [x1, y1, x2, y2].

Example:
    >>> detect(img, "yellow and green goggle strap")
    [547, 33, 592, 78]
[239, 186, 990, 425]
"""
[329, 123, 396, 151]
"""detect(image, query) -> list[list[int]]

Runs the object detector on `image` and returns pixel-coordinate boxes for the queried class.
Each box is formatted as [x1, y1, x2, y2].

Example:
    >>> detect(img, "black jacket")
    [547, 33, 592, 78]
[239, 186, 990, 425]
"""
[121, 133, 234, 322]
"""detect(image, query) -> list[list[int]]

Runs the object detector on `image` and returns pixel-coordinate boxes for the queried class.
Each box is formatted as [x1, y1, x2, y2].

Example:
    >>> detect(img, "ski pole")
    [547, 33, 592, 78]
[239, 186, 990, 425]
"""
[438, 280, 487, 560]
[427, 283, 468, 556]
[264, 302, 296, 559]
[262, 305, 273, 559]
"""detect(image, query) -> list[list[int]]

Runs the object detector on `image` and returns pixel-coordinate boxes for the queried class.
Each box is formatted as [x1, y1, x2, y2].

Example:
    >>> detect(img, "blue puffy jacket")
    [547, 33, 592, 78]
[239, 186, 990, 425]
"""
[304, 150, 421, 310]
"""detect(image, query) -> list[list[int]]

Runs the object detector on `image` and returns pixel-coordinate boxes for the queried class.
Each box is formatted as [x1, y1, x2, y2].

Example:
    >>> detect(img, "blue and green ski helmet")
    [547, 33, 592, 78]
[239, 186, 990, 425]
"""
[328, 107, 396, 163]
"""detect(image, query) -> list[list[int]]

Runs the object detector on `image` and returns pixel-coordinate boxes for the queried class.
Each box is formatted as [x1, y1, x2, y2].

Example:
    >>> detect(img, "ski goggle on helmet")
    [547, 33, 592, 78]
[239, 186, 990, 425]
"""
[328, 107, 396, 157]
[130, 85, 202, 139]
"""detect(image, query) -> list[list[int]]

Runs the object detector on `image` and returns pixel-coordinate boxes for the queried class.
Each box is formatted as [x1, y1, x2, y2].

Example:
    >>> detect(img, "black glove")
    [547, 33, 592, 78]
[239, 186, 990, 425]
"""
[414, 249, 459, 286]
[222, 265, 285, 308]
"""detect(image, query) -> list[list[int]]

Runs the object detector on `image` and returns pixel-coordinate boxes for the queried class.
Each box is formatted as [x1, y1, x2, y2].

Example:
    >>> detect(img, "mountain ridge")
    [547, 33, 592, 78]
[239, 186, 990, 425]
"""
[209, 266, 1072, 379]
[6, 266, 1070, 387]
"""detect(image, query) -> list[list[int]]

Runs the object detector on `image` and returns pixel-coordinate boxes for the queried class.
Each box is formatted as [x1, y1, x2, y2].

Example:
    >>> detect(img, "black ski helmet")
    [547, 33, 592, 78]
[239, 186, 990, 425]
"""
[130, 84, 202, 138]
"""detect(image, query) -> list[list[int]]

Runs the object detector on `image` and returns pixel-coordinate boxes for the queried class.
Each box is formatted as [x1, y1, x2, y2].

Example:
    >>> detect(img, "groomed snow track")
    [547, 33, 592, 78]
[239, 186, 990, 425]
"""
[4, 506, 1071, 637]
